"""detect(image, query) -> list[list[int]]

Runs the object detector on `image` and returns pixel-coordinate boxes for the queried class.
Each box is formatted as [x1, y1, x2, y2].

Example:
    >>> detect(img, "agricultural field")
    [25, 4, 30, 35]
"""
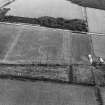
[0, 1, 105, 105]
[0, 23, 20, 60]
[0, 79, 98, 105]
[87, 8, 105, 34]
[91, 35, 105, 59]
[71, 33, 92, 64]
[0, 64, 70, 82]
[5, 25, 71, 64]
[0, 23, 92, 65]
[69, 0, 105, 10]
[72, 65, 94, 85]
[0, 22, 97, 84]
[6, 0, 84, 19]
[92, 68, 105, 86]
[100, 88, 105, 105]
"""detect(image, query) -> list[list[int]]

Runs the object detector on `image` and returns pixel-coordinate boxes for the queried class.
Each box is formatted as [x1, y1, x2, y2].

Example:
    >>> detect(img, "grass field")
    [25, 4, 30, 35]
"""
[0, 79, 98, 105]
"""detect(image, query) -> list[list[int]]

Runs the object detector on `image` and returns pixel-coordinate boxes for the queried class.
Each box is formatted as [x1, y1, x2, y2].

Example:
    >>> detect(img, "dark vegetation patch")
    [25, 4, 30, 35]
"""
[68, 65, 73, 83]
[0, 63, 69, 83]
[92, 69, 105, 86]
[0, 16, 88, 32]
[0, 74, 70, 85]
[72, 65, 95, 86]
[0, 63, 96, 86]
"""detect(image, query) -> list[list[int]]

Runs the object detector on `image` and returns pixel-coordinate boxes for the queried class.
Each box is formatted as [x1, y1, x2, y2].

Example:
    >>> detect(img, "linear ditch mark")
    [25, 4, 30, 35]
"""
[95, 86, 104, 105]
[0, 63, 98, 87]
[0, 74, 96, 88]
[0, 63, 94, 87]
[2, 21, 105, 36]
[0, 74, 70, 84]
[0, 63, 69, 67]
[3, 26, 23, 62]
[0, 73, 96, 87]
[72, 82, 95, 87]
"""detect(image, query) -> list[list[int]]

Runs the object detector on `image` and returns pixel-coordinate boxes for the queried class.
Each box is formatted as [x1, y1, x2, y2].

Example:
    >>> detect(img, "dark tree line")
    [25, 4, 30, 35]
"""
[0, 16, 88, 32]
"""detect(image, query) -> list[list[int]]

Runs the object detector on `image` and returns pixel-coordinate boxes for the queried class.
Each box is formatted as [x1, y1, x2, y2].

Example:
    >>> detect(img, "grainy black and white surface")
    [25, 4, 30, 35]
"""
[0, 22, 104, 105]
[0, 0, 105, 105]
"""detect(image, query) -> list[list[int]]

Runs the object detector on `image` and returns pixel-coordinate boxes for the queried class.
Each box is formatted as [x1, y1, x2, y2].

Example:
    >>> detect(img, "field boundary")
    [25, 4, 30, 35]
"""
[1, 22, 105, 35]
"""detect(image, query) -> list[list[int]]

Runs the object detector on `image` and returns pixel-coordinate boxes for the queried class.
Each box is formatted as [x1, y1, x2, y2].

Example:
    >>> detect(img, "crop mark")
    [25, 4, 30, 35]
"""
[3, 26, 23, 62]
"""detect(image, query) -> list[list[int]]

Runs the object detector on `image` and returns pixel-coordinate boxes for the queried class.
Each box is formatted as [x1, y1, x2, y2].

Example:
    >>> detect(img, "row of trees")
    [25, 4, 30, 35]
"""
[0, 16, 88, 32]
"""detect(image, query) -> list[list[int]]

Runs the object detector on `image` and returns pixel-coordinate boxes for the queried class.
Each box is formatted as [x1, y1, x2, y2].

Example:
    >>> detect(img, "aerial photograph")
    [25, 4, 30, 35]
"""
[0, 0, 105, 105]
